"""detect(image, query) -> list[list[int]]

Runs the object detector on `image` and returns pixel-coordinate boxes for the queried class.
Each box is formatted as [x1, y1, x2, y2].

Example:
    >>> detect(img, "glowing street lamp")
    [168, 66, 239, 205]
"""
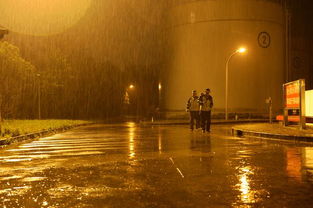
[237, 47, 246, 53]
[129, 84, 135, 89]
[225, 47, 247, 120]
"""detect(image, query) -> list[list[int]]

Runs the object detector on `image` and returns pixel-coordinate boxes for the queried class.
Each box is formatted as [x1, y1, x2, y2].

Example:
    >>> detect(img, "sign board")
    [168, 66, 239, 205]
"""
[283, 79, 306, 129]
[305, 90, 313, 117]
[258, 31, 271, 48]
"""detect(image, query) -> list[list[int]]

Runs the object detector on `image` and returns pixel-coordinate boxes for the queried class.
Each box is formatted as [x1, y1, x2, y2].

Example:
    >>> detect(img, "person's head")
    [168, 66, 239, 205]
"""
[205, 88, 211, 95]
[192, 90, 197, 97]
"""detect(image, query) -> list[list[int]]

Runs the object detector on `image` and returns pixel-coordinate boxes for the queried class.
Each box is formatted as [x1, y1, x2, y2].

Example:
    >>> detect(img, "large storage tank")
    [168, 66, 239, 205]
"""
[163, 0, 285, 116]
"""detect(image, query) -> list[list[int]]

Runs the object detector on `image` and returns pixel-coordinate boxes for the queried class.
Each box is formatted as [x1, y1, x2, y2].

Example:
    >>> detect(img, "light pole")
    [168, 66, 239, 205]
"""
[36, 73, 41, 120]
[158, 82, 162, 108]
[127, 84, 135, 116]
[225, 47, 246, 120]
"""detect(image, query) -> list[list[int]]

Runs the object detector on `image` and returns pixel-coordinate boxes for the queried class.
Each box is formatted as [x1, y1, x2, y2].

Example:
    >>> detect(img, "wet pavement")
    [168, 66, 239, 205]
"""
[1, 123, 313, 208]
[232, 123, 313, 140]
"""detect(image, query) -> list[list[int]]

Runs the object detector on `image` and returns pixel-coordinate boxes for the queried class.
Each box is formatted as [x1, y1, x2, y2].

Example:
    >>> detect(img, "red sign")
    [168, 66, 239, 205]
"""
[283, 79, 306, 129]
[284, 81, 300, 108]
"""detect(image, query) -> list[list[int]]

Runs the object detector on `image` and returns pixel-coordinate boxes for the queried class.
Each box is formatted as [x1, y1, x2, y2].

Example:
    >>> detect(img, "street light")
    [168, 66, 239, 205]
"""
[158, 83, 162, 91]
[129, 84, 135, 89]
[225, 47, 247, 120]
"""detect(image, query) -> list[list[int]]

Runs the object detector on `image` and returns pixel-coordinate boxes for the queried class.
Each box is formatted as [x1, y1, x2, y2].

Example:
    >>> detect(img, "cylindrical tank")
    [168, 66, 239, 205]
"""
[163, 0, 285, 115]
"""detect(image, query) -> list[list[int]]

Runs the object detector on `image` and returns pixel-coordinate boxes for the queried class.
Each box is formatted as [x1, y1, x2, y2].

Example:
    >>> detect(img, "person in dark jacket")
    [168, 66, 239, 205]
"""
[186, 90, 200, 131]
[199, 88, 213, 133]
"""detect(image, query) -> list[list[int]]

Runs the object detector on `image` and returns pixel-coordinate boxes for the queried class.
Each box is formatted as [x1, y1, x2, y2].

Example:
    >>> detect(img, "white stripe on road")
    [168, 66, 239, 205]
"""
[169, 157, 184, 178]
[176, 168, 185, 178]
[169, 157, 174, 165]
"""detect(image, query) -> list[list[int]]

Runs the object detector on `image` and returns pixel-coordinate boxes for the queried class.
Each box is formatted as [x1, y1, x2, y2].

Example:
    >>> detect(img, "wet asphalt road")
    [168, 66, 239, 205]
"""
[1, 123, 313, 208]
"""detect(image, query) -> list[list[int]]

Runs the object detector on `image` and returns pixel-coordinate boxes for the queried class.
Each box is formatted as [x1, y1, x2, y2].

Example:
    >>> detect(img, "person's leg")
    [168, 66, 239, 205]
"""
[190, 111, 195, 130]
[206, 111, 211, 132]
[203, 111, 209, 131]
[195, 111, 200, 129]
[201, 111, 205, 131]
[198, 111, 202, 129]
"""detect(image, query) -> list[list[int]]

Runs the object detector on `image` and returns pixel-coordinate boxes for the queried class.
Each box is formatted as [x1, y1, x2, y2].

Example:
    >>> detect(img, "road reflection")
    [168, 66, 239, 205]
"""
[286, 148, 302, 182]
[190, 134, 211, 152]
[127, 122, 136, 158]
[0, 124, 313, 207]
[237, 166, 254, 204]
[302, 147, 313, 183]
[158, 134, 162, 153]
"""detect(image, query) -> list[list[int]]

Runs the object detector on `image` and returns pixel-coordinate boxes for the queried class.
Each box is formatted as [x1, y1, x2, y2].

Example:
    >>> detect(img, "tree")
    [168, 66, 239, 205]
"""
[0, 41, 35, 120]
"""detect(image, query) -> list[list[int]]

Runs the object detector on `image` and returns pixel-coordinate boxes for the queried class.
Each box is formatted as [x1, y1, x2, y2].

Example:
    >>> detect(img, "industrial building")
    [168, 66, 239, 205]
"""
[162, 0, 286, 118]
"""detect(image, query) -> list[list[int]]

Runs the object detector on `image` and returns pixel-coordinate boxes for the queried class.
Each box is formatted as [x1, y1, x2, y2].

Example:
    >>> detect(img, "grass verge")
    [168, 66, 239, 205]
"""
[0, 120, 91, 138]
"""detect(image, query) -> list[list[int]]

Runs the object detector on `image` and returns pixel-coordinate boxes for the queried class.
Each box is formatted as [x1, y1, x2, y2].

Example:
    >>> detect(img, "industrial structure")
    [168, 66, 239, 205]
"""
[163, 0, 286, 117]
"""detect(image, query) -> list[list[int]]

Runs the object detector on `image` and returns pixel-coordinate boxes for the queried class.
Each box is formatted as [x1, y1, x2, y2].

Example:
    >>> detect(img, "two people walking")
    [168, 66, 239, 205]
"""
[186, 88, 213, 133]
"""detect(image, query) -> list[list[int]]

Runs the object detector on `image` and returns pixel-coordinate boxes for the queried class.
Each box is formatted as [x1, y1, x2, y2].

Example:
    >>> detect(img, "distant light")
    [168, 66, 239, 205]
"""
[129, 84, 134, 89]
[237, 47, 247, 53]
[158, 83, 162, 90]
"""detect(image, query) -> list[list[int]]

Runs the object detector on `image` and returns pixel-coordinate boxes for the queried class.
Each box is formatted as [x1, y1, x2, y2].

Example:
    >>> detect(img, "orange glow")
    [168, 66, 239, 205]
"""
[129, 84, 134, 89]
[0, 0, 91, 35]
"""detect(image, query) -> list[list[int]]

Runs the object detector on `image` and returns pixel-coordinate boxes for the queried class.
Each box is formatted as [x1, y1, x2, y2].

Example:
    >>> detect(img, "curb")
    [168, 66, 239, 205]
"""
[0, 123, 91, 146]
[232, 127, 313, 142]
[140, 119, 268, 126]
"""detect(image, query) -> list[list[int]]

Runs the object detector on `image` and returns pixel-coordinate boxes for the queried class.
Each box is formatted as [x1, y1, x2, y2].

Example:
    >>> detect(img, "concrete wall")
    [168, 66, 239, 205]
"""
[163, 0, 285, 114]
